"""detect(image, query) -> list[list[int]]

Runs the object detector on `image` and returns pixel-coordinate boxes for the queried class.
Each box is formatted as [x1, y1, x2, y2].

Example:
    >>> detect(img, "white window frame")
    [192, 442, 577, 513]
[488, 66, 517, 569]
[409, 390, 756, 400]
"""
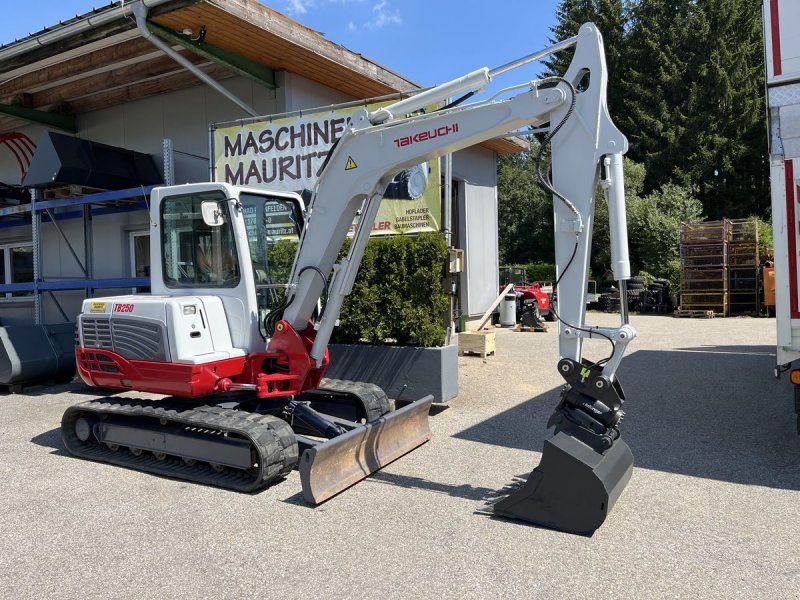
[0, 241, 33, 301]
[129, 230, 150, 294]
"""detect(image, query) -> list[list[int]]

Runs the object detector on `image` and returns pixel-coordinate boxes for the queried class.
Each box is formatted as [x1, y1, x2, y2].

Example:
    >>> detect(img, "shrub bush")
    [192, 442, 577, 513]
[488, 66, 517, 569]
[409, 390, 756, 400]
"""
[518, 262, 557, 283]
[331, 233, 449, 347]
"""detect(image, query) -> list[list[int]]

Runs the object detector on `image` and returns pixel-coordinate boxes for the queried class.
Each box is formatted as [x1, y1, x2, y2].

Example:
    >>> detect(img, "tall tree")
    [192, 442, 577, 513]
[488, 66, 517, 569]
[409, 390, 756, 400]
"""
[681, 0, 768, 218]
[617, 0, 695, 193]
[497, 0, 770, 272]
[542, 0, 626, 115]
[544, 0, 768, 218]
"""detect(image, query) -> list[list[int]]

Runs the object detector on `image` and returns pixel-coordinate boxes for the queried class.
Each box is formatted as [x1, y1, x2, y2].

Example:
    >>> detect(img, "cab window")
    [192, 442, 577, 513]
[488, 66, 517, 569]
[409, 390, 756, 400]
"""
[160, 191, 240, 288]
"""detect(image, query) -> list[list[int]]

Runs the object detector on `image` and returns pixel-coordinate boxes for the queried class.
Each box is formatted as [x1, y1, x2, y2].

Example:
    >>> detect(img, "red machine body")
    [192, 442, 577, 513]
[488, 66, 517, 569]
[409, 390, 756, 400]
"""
[76, 319, 329, 399]
[515, 281, 551, 314]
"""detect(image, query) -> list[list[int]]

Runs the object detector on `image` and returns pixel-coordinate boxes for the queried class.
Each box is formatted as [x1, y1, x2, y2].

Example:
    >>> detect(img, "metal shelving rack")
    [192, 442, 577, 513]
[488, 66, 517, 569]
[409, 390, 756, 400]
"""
[0, 186, 154, 324]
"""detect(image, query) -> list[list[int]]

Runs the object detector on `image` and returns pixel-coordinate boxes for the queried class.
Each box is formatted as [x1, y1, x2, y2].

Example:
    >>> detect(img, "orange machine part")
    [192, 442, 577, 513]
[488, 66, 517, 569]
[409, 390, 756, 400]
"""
[763, 266, 775, 308]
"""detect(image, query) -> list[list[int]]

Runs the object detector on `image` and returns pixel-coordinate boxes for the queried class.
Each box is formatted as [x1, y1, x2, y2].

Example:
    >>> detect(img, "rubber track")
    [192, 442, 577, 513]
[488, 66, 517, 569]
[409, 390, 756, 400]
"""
[62, 398, 298, 492]
[315, 378, 394, 421]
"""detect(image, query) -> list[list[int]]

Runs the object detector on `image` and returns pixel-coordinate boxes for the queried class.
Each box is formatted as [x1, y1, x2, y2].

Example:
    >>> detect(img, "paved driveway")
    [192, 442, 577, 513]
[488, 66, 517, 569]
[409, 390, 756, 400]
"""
[1, 314, 798, 599]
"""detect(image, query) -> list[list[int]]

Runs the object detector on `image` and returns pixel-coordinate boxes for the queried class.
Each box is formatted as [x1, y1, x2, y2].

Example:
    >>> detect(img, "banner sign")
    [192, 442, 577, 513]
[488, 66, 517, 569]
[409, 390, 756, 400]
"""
[212, 102, 441, 236]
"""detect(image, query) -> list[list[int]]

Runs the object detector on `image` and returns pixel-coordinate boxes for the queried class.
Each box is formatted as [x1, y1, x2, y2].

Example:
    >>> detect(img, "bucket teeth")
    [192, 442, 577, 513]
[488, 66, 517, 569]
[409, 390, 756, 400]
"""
[300, 395, 433, 504]
[491, 431, 634, 536]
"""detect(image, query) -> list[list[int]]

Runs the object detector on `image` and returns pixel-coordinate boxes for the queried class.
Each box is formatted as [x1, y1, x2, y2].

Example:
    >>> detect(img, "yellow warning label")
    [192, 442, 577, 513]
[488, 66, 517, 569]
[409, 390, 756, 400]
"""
[345, 156, 358, 171]
[90, 302, 107, 313]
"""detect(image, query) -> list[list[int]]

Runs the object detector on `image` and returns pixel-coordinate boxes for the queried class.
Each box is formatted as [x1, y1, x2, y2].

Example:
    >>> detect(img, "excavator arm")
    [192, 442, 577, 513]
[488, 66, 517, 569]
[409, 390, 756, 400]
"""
[273, 23, 636, 534]
[283, 82, 566, 360]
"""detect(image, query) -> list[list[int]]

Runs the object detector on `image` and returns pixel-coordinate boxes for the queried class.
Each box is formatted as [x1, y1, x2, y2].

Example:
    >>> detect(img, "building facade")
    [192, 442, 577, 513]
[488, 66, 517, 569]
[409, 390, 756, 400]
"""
[0, 0, 511, 330]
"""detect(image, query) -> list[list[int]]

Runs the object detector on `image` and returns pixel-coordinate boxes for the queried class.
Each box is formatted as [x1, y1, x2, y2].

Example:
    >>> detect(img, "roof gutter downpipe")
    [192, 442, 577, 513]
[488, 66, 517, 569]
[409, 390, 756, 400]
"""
[131, 0, 259, 117]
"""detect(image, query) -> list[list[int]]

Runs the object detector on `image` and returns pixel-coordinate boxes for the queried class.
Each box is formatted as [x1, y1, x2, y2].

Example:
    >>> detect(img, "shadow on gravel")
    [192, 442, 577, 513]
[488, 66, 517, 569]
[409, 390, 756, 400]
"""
[281, 492, 313, 507]
[455, 344, 800, 490]
[0, 378, 78, 396]
[280, 471, 498, 506]
[0, 379, 120, 398]
[365, 471, 497, 500]
[65, 387, 121, 398]
[30, 427, 69, 456]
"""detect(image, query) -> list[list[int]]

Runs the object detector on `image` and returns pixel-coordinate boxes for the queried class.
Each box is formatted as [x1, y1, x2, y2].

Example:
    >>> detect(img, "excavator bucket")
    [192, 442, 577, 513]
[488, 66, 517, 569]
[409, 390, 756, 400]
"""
[299, 395, 434, 504]
[492, 431, 634, 535]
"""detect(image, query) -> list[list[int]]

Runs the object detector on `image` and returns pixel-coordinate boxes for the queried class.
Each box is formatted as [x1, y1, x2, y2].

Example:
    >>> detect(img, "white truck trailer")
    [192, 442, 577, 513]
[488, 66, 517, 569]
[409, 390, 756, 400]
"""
[765, 0, 800, 430]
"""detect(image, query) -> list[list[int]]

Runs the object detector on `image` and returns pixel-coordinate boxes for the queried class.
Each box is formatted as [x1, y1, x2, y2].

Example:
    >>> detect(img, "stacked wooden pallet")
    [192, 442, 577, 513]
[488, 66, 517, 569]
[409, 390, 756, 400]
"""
[727, 218, 760, 315]
[679, 218, 760, 317]
[42, 184, 107, 199]
[680, 220, 730, 316]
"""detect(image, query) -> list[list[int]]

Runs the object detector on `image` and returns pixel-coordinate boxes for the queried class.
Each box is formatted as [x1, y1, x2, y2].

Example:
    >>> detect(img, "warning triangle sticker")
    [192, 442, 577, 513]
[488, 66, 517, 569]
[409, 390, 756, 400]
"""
[345, 156, 358, 170]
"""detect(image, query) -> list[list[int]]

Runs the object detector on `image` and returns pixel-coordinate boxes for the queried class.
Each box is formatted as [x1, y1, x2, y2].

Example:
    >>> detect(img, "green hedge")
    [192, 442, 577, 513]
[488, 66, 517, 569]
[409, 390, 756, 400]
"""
[524, 262, 557, 283]
[503, 262, 557, 283]
[331, 233, 449, 347]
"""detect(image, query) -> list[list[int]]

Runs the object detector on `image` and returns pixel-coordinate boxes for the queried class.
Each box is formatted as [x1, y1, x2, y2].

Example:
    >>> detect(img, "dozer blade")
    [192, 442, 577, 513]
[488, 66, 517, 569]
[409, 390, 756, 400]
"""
[492, 431, 634, 535]
[300, 395, 434, 504]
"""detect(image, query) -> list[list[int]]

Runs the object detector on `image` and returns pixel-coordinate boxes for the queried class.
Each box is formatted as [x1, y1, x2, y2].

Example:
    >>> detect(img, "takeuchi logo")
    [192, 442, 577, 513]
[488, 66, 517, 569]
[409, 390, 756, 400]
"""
[393, 123, 459, 148]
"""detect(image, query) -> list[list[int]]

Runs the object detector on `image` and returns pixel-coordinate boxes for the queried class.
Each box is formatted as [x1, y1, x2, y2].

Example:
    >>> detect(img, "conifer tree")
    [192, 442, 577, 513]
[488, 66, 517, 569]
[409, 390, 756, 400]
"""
[681, 0, 767, 218]
[497, 0, 769, 269]
[617, 0, 695, 194]
[543, 0, 626, 115]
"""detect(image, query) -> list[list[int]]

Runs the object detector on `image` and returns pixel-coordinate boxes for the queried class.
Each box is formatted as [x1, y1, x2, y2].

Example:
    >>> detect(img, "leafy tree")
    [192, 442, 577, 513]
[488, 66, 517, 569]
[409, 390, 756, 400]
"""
[757, 217, 773, 252]
[627, 182, 704, 278]
[497, 142, 554, 264]
[591, 158, 646, 274]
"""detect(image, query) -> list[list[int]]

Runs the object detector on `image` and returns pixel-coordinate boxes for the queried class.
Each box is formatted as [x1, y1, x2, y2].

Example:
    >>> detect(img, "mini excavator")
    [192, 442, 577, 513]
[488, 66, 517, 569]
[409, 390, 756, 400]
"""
[64, 23, 634, 535]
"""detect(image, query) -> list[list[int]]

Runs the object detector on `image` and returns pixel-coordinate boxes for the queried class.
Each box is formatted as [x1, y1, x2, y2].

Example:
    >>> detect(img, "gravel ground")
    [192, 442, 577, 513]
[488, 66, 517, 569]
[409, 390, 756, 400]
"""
[1, 313, 799, 600]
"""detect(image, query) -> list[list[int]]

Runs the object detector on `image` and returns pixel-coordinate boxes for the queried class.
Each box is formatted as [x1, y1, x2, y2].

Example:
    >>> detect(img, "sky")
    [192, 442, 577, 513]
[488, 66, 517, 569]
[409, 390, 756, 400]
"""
[262, 0, 562, 87]
[0, 1, 562, 94]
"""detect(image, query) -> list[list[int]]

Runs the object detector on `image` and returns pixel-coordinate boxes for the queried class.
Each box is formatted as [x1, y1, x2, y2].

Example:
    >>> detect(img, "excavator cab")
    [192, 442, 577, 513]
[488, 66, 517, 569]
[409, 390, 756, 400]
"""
[232, 192, 305, 338]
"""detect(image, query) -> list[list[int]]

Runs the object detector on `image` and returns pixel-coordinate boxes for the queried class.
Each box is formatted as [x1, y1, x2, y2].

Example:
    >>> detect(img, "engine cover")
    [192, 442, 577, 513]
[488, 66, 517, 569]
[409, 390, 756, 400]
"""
[78, 295, 245, 364]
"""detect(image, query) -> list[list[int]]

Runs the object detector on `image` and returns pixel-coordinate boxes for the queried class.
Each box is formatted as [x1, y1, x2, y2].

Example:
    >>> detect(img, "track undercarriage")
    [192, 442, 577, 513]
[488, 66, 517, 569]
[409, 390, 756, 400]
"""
[61, 379, 433, 503]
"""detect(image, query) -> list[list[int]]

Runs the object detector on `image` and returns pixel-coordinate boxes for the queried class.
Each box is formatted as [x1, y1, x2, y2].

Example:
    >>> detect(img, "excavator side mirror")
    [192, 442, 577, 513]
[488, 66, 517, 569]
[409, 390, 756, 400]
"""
[200, 200, 226, 227]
